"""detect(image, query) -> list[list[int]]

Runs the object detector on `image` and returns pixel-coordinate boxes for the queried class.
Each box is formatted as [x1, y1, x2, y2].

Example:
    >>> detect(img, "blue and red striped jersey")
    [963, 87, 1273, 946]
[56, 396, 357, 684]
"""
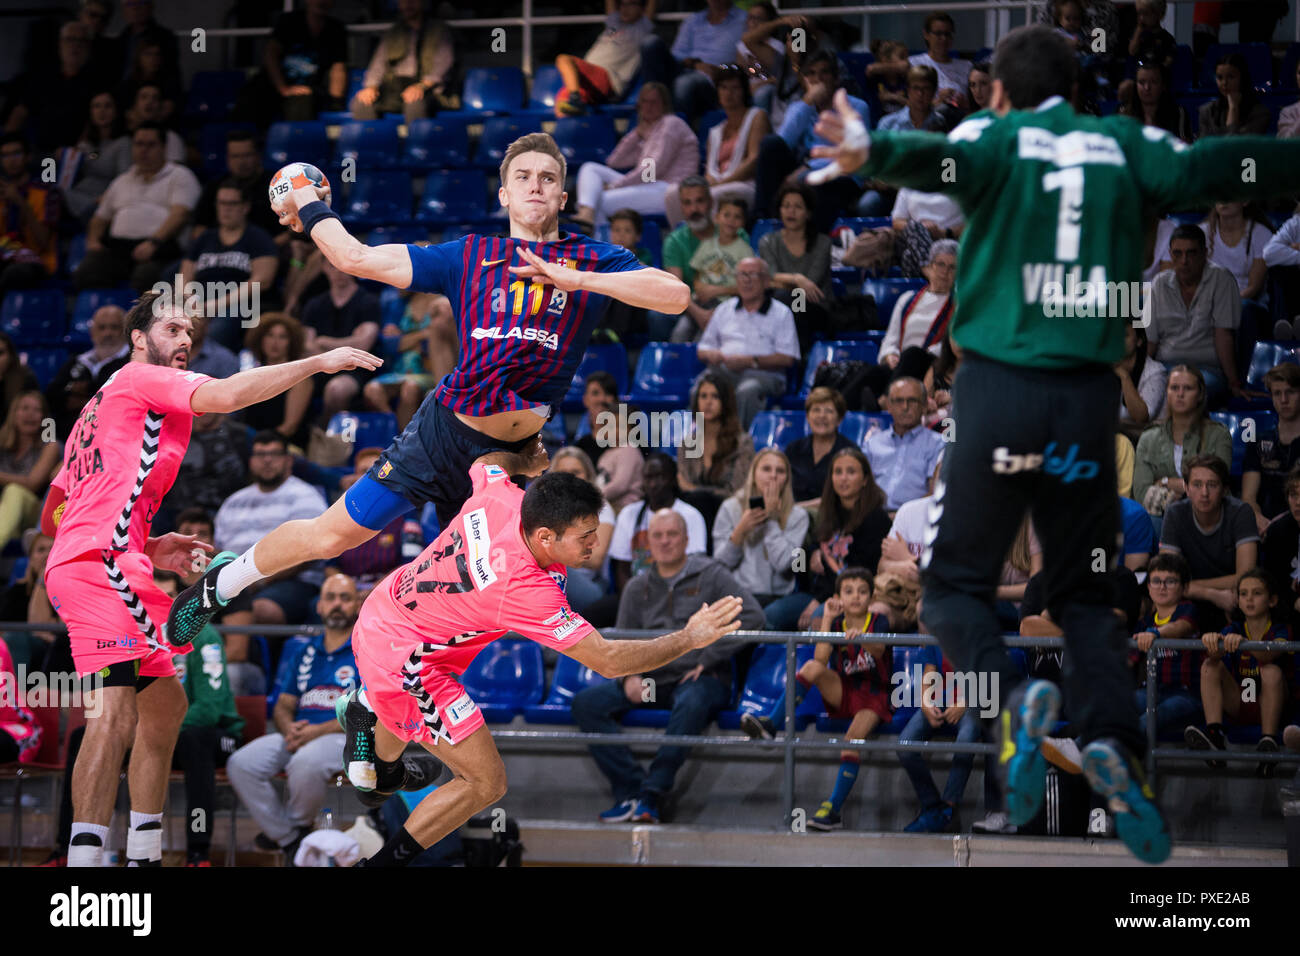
[1134, 601, 1200, 692]
[1221, 618, 1293, 685]
[408, 233, 643, 415]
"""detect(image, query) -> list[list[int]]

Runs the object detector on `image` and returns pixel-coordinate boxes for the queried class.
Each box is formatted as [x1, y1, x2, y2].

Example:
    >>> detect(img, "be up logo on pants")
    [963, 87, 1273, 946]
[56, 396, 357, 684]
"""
[992, 443, 1100, 483]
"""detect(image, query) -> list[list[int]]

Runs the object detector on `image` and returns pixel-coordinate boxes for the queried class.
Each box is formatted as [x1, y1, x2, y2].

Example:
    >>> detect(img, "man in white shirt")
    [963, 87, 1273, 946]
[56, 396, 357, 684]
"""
[696, 256, 800, 427]
[908, 13, 972, 106]
[72, 121, 200, 293]
[215, 430, 328, 627]
[608, 452, 707, 590]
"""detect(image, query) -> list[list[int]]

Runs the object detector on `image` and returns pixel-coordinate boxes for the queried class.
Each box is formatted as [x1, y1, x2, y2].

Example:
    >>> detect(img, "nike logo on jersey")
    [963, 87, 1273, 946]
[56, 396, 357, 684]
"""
[481, 258, 509, 267]
[469, 326, 560, 350]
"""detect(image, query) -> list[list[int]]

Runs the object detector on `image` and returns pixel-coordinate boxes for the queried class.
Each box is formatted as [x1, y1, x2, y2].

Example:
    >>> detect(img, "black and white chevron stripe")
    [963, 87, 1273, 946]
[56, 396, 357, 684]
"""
[112, 411, 164, 550]
[401, 644, 451, 744]
[102, 551, 163, 654]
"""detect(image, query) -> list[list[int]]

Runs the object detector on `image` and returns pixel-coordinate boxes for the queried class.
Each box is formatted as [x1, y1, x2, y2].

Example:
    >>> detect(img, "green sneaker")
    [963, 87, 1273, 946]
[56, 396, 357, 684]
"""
[338, 688, 378, 792]
[166, 551, 237, 647]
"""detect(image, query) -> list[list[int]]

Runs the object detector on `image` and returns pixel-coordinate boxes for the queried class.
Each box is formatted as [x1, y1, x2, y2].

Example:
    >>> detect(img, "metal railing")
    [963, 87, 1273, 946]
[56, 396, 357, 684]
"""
[6, 619, 1296, 827]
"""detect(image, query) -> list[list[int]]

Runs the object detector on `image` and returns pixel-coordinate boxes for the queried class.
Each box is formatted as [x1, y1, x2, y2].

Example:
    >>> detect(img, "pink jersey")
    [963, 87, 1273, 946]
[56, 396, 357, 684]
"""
[48, 362, 211, 570]
[361, 462, 595, 671]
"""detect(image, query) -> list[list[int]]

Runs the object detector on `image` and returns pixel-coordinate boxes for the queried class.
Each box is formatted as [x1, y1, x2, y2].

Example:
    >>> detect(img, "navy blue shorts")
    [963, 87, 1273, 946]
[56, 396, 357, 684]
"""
[344, 393, 541, 531]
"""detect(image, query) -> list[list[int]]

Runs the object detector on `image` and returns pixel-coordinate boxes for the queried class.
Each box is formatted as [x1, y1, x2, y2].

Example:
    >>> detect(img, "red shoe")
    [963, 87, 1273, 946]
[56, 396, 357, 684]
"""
[36, 853, 67, 867]
[184, 860, 212, 867]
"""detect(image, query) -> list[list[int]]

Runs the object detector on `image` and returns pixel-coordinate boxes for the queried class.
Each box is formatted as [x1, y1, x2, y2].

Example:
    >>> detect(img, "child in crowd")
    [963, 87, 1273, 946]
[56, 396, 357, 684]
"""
[555, 0, 656, 116]
[1052, 0, 1088, 53]
[742, 568, 892, 831]
[1187, 568, 1294, 776]
[689, 198, 753, 306]
[1130, 552, 1202, 740]
[865, 39, 909, 114]
[1128, 0, 1176, 71]
[608, 208, 653, 266]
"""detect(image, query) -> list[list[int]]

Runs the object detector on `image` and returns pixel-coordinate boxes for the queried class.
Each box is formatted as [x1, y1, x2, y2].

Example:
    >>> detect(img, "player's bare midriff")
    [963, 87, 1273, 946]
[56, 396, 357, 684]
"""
[455, 407, 545, 441]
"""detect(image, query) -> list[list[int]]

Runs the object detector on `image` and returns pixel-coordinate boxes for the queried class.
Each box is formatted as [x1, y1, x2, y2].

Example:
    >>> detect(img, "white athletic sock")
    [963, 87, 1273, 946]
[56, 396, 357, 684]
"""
[126, 811, 163, 865]
[68, 822, 110, 867]
[216, 548, 265, 603]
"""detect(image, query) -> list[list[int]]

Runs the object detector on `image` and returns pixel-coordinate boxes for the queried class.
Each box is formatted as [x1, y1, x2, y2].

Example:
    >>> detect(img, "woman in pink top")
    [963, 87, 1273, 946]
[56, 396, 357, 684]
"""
[572, 82, 700, 228]
[665, 66, 770, 226]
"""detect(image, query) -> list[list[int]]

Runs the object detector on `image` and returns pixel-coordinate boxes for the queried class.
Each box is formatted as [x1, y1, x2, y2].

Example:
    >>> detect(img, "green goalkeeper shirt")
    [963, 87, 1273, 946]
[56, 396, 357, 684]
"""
[858, 97, 1300, 370]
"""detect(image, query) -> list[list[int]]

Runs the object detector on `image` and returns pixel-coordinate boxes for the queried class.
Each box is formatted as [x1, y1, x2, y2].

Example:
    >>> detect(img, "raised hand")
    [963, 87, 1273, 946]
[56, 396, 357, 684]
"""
[684, 596, 745, 648]
[508, 247, 586, 293]
[316, 347, 383, 374]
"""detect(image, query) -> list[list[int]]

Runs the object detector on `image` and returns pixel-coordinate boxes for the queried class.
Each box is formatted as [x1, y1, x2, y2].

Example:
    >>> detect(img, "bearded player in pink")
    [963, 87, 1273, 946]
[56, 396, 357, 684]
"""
[42, 289, 380, 867]
[340, 460, 743, 866]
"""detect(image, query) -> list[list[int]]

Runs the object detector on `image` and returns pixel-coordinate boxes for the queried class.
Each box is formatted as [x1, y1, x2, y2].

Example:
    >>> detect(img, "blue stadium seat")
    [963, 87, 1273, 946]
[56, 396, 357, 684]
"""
[265, 120, 330, 169]
[70, 288, 135, 347]
[522, 655, 612, 724]
[562, 343, 629, 412]
[551, 115, 618, 170]
[749, 410, 808, 450]
[840, 411, 892, 447]
[459, 67, 527, 114]
[64, 234, 87, 278]
[1244, 341, 1297, 391]
[627, 343, 704, 411]
[750, 218, 780, 249]
[326, 411, 399, 464]
[862, 277, 925, 322]
[368, 224, 431, 246]
[342, 170, 413, 228]
[417, 170, 488, 224]
[2, 289, 65, 346]
[459, 638, 545, 722]
[521, 64, 565, 117]
[20, 348, 66, 389]
[716, 643, 823, 731]
[336, 119, 403, 169]
[403, 115, 472, 168]
[183, 70, 245, 122]
[1210, 409, 1278, 477]
[1171, 44, 1196, 93]
[474, 116, 529, 170]
[800, 339, 879, 396]
[1199, 43, 1274, 92]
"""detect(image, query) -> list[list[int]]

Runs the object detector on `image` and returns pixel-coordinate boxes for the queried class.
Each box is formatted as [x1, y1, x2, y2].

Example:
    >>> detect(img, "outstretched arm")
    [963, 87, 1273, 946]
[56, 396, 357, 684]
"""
[276, 183, 414, 287]
[510, 247, 691, 314]
[564, 596, 744, 678]
[191, 348, 382, 415]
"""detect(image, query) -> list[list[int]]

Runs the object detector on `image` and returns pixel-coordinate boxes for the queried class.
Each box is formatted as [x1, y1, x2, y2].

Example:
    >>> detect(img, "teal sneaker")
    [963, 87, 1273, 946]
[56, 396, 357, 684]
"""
[1082, 737, 1171, 865]
[166, 551, 237, 647]
[337, 688, 378, 792]
[998, 679, 1061, 827]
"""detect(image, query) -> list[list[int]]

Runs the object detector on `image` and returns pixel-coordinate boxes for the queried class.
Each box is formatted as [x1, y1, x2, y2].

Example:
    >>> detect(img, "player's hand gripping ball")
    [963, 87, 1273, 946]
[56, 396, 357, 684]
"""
[268, 162, 331, 230]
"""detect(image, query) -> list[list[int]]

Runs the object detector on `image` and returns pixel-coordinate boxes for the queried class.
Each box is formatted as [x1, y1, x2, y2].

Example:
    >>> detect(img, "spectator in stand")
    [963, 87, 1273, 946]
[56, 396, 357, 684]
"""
[734, 2, 786, 112]
[753, 50, 871, 233]
[1264, 202, 1300, 332]
[179, 180, 279, 352]
[351, 0, 456, 122]
[1130, 552, 1202, 740]
[1032, 0, 1118, 58]
[1260, 465, 1300, 632]
[300, 259, 380, 422]
[665, 66, 770, 227]
[571, 82, 698, 230]
[712, 447, 810, 629]
[786, 386, 855, 509]
[1128, 0, 1175, 70]
[3, 21, 97, 154]
[1118, 62, 1190, 143]
[890, 184, 963, 280]
[908, 12, 973, 106]
[573, 507, 762, 825]
[57, 91, 130, 227]
[123, 84, 185, 163]
[111, 0, 179, 87]
[677, 371, 755, 529]
[695, 256, 799, 427]
[364, 290, 452, 431]
[1116, 322, 1166, 442]
[922, 332, 959, 429]
[44, 305, 127, 438]
[608, 452, 708, 590]
[688, 198, 753, 308]
[117, 37, 181, 128]
[924, 58, 992, 134]
[1159, 454, 1259, 628]
[78, 0, 119, 89]
[261, 0, 348, 122]
[186, 314, 240, 381]
[0, 333, 37, 426]
[878, 65, 938, 134]
[652, 0, 748, 124]
[657, 177, 730, 341]
[573, 370, 619, 466]
[802, 448, 893, 627]
[0, 530, 59, 671]
[0, 607, 42, 765]
[1279, 60, 1300, 139]
[548, 447, 617, 623]
[1133, 366, 1232, 513]
[192, 130, 284, 244]
[554, 0, 656, 117]
[1199, 53, 1272, 138]
[325, 448, 422, 595]
[1188, 568, 1291, 776]
[759, 182, 832, 344]
[214, 430, 329, 628]
[865, 40, 911, 117]
[599, 209, 652, 339]
[1201, 201, 1272, 301]
[0, 391, 62, 551]
[864, 377, 945, 514]
[593, 406, 647, 515]
[742, 10, 826, 129]
[1243, 365, 1300, 533]
[73, 121, 200, 293]
[226, 574, 359, 859]
[239, 315, 314, 452]
[162, 409, 250, 533]
[1143, 225, 1243, 406]
[0, 134, 60, 295]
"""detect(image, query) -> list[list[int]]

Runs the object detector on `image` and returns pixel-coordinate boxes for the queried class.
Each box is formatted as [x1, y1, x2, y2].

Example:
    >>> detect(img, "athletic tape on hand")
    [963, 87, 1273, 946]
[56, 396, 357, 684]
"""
[805, 116, 870, 186]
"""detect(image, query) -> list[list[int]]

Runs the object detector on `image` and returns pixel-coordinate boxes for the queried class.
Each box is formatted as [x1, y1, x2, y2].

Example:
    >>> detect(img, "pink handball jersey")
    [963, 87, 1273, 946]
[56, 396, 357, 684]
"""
[45, 362, 212, 676]
[353, 462, 595, 745]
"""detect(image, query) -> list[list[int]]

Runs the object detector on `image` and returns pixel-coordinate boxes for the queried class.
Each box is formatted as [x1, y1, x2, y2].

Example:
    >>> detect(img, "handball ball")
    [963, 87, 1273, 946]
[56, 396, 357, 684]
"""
[268, 163, 331, 213]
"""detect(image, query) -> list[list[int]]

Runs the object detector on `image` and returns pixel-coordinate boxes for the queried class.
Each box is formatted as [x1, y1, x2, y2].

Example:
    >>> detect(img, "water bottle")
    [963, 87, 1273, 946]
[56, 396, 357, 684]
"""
[316, 806, 334, 831]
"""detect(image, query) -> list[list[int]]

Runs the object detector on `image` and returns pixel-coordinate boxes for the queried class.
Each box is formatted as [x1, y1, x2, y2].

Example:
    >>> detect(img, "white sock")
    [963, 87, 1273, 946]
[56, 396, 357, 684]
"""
[68, 822, 110, 867]
[216, 548, 265, 602]
[126, 812, 163, 865]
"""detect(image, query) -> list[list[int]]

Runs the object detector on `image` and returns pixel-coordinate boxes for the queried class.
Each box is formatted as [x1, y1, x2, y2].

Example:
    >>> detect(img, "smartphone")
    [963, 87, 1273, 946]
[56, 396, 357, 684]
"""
[748, 495, 764, 511]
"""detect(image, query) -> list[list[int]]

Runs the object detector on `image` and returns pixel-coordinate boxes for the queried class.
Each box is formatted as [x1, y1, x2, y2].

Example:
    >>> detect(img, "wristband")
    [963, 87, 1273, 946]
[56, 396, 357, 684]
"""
[1147, 627, 1161, 637]
[299, 200, 340, 237]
